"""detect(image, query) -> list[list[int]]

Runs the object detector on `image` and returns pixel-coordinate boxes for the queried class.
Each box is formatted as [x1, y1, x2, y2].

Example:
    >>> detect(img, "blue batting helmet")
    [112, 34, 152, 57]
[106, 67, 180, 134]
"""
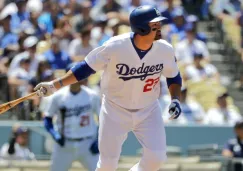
[129, 5, 167, 36]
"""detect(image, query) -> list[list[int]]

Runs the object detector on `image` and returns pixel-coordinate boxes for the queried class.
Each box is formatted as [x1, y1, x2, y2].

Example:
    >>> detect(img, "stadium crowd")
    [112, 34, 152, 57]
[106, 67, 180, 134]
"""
[0, 0, 242, 125]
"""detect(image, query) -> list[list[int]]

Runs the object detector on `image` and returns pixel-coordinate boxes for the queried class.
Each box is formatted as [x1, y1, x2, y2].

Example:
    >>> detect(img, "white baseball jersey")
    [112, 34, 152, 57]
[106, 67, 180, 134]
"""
[44, 85, 100, 139]
[85, 32, 179, 109]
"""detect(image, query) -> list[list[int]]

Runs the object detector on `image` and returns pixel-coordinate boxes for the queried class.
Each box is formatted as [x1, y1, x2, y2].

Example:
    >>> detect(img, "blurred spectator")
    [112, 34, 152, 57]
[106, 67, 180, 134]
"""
[92, 0, 122, 16]
[211, 0, 241, 20]
[54, 16, 73, 52]
[166, 7, 186, 44]
[237, 10, 243, 91]
[108, 18, 120, 36]
[43, 36, 71, 70]
[35, 60, 51, 83]
[0, 57, 9, 74]
[179, 87, 205, 123]
[9, 36, 42, 77]
[162, 87, 205, 124]
[222, 120, 243, 170]
[181, 0, 204, 18]
[204, 93, 242, 125]
[121, 0, 156, 14]
[0, 126, 35, 160]
[8, 56, 32, 97]
[184, 52, 219, 82]
[23, 0, 44, 39]
[37, 1, 62, 34]
[161, 0, 179, 24]
[185, 14, 207, 43]
[10, 0, 29, 33]
[0, 12, 19, 58]
[175, 23, 210, 65]
[72, 0, 94, 34]
[69, 29, 94, 62]
[92, 15, 112, 46]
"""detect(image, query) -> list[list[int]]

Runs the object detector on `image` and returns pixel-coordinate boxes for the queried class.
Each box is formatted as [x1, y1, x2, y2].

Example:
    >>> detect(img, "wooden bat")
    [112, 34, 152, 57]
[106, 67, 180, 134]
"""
[0, 92, 38, 115]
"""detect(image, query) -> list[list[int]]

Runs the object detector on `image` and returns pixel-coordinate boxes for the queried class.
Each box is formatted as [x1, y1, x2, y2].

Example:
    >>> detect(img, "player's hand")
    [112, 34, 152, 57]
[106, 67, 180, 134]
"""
[168, 99, 181, 120]
[56, 136, 65, 147]
[34, 81, 57, 97]
[90, 138, 99, 155]
[52, 131, 65, 147]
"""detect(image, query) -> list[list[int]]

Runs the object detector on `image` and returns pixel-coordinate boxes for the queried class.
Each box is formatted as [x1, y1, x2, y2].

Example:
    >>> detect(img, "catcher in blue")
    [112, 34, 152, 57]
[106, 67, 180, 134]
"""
[35, 5, 182, 171]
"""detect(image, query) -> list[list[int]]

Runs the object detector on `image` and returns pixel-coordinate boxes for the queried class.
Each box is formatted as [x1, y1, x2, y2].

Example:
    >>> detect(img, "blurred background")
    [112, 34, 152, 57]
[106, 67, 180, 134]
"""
[0, 0, 243, 170]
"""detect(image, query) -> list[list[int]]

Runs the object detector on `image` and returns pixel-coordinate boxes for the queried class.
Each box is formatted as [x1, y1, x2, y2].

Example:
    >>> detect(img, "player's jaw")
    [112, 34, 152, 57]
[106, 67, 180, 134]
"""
[149, 21, 162, 41]
[154, 29, 162, 40]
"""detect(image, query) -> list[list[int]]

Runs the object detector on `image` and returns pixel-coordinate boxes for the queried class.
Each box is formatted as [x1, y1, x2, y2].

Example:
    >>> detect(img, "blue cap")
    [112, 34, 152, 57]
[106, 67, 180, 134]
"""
[171, 7, 184, 18]
[184, 22, 194, 31]
[186, 15, 198, 23]
[193, 52, 203, 58]
[16, 127, 28, 135]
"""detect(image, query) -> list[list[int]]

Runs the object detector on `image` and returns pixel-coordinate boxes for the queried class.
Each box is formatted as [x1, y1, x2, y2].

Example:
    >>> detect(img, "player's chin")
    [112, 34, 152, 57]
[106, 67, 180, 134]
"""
[154, 33, 162, 40]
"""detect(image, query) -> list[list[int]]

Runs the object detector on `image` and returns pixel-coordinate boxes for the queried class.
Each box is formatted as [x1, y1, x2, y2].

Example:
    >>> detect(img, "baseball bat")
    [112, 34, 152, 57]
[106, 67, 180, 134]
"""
[0, 92, 38, 114]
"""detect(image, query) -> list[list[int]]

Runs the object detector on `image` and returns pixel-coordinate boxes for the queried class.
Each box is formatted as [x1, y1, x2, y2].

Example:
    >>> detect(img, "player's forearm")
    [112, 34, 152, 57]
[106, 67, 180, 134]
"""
[166, 72, 182, 100]
[168, 84, 181, 100]
[52, 70, 78, 90]
[53, 61, 96, 90]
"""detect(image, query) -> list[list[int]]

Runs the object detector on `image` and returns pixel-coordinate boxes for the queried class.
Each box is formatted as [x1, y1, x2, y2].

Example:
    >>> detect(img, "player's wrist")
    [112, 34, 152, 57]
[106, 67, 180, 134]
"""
[171, 98, 180, 104]
[50, 81, 59, 92]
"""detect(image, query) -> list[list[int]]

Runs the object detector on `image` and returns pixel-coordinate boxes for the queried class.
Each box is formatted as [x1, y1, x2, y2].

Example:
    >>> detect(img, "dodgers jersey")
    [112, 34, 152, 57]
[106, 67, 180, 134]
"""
[44, 86, 100, 139]
[85, 33, 179, 109]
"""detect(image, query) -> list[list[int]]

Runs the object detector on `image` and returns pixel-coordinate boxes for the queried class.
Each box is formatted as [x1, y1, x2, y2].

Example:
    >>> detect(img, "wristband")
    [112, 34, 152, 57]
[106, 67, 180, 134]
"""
[49, 81, 57, 93]
[57, 78, 64, 88]
[171, 99, 180, 104]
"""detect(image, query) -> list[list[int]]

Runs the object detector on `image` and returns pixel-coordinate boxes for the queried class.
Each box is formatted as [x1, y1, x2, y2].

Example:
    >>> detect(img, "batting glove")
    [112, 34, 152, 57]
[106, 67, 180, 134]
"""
[168, 99, 181, 120]
[52, 131, 65, 147]
[34, 81, 57, 97]
[90, 138, 99, 155]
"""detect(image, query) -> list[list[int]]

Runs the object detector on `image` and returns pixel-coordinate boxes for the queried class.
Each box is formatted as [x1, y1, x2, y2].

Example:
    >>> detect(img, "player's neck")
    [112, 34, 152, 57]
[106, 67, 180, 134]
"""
[70, 86, 81, 95]
[133, 34, 154, 51]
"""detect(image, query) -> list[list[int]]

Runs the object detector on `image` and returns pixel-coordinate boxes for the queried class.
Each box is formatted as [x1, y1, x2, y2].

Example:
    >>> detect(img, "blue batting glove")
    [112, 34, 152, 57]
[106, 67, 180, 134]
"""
[90, 138, 99, 155]
[50, 130, 65, 147]
[168, 99, 181, 120]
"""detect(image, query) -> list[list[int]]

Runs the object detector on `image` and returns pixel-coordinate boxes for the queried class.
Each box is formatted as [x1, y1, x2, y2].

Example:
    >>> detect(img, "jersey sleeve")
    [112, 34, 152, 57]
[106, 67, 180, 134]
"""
[43, 94, 59, 117]
[84, 45, 110, 71]
[162, 47, 179, 78]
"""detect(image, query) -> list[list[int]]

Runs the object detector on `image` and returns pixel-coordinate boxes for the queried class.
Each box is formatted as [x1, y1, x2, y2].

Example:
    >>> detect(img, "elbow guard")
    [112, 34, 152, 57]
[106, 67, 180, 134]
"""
[166, 72, 182, 88]
[71, 61, 96, 81]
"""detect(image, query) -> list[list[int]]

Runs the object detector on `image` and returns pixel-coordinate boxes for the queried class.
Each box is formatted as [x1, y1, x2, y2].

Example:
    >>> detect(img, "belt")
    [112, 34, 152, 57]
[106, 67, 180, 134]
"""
[65, 136, 92, 142]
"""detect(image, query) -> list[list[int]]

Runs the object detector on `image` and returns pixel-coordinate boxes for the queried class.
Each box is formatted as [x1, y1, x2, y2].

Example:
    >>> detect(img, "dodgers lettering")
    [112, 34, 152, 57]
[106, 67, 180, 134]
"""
[64, 104, 91, 118]
[116, 63, 163, 81]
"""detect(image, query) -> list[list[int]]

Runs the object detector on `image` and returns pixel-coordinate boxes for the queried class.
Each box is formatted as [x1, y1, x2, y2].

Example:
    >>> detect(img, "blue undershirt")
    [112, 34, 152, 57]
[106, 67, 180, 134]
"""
[130, 33, 152, 59]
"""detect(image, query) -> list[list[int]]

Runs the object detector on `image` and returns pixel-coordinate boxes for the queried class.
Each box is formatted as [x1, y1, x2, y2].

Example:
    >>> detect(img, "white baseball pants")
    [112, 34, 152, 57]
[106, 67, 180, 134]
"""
[50, 138, 99, 171]
[96, 99, 167, 171]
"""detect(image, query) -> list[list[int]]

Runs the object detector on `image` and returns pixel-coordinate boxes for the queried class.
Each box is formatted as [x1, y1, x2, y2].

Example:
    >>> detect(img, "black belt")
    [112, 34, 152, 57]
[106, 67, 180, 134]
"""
[66, 136, 92, 142]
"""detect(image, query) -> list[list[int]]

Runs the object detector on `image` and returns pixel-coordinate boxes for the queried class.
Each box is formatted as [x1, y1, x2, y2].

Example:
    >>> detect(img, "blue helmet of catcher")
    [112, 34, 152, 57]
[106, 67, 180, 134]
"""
[129, 5, 167, 36]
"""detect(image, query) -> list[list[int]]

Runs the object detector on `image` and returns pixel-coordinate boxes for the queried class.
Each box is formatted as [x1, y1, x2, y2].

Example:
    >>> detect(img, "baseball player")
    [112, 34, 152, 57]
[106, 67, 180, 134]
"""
[43, 63, 100, 171]
[35, 5, 182, 171]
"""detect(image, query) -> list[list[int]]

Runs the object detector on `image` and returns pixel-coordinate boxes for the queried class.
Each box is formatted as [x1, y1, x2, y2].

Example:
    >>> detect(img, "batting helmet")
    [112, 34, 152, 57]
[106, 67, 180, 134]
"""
[129, 5, 167, 36]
